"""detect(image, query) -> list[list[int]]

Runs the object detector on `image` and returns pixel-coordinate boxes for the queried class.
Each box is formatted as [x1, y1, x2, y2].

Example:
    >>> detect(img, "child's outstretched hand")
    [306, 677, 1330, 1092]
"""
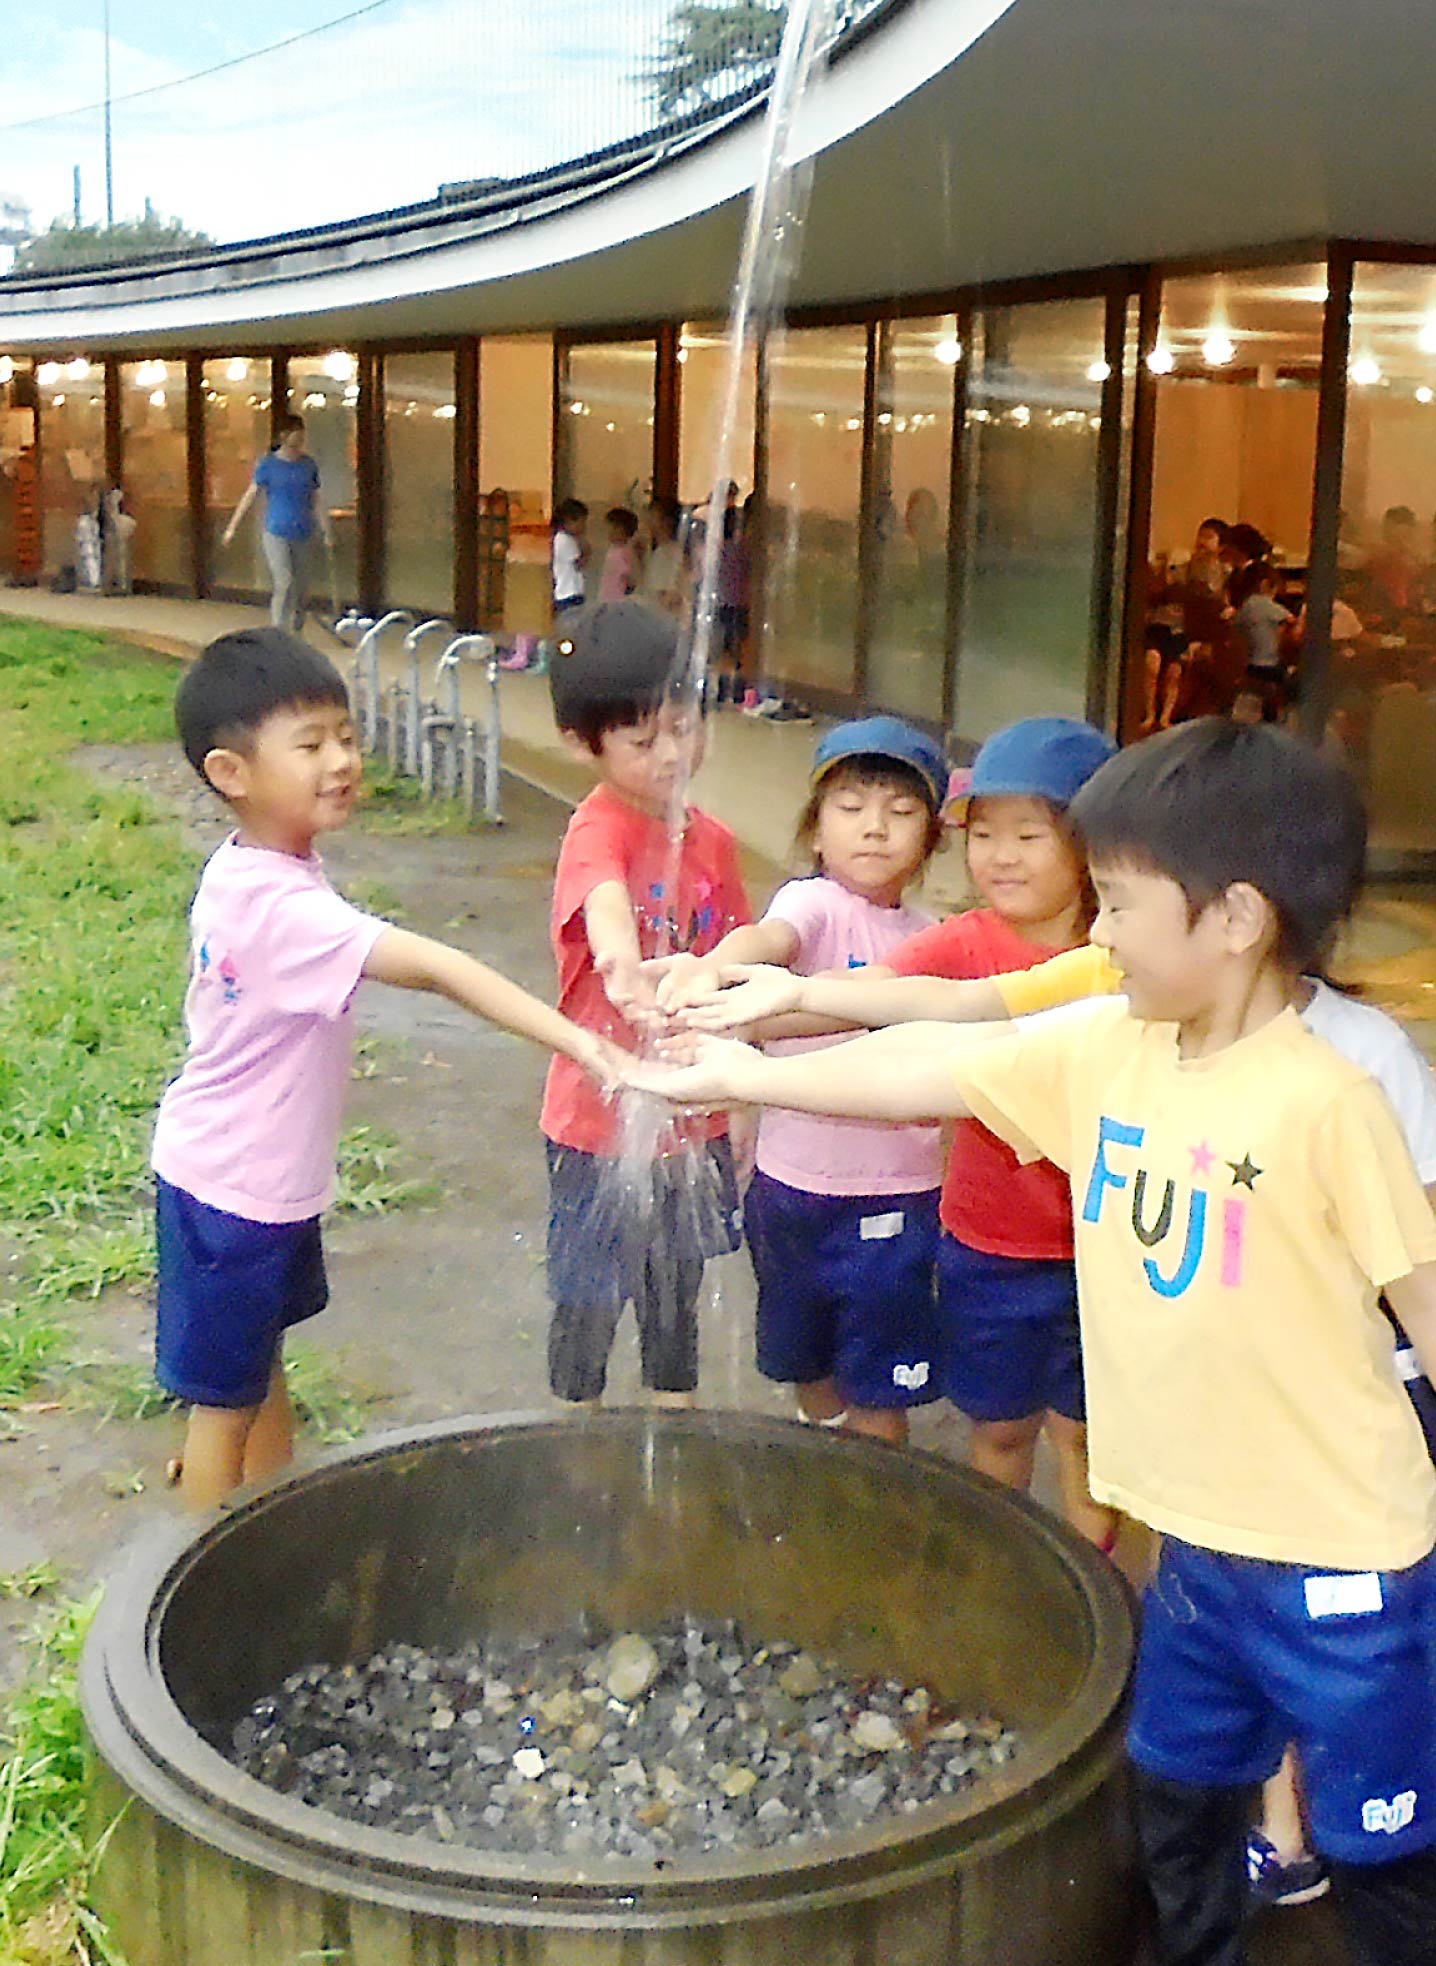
[669, 962, 803, 1032]
[576, 1031, 635, 1096]
[649, 950, 725, 1016]
[620, 1032, 763, 1110]
[595, 948, 664, 1033]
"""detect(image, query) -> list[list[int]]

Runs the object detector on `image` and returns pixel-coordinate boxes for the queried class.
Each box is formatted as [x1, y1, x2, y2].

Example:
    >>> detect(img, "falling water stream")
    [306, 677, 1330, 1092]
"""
[603, 0, 844, 1435]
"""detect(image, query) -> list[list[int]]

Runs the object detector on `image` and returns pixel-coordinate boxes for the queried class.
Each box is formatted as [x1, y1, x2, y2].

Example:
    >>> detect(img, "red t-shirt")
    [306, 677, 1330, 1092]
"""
[887, 909, 1074, 1259]
[540, 784, 752, 1155]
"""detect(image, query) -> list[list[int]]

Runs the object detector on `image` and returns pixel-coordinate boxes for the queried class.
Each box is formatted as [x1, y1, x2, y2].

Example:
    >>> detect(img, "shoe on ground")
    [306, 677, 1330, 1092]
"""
[768, 699, 813, 723]
[1246, 1829, 1330, 1908]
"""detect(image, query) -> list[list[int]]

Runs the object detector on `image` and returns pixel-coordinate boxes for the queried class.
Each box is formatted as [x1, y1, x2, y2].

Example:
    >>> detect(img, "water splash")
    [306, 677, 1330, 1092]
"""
[596, 0, 841, 1413]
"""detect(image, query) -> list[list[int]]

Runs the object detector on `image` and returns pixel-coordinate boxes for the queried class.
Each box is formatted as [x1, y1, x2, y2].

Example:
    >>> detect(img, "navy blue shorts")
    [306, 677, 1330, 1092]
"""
[545, 1137, 741, 1403]
[154, 1176, 328, 1409]
[936, 1233, 1084, 1422]
[1130, 1536, 1436, 1863]
[745, 1171, 940, 1410]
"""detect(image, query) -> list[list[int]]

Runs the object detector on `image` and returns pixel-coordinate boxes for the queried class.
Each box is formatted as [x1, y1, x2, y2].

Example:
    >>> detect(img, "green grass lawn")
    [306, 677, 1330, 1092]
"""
[0, 617, 428, 1960]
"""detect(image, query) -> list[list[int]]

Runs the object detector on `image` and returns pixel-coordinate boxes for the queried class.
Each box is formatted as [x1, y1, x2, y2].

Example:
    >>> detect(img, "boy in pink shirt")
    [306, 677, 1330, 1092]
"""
[153, 628, 609, 1509]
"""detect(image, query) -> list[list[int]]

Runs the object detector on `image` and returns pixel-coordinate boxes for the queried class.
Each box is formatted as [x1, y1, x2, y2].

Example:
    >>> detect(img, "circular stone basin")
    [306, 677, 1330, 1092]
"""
[84, 1412, 1138, 1965]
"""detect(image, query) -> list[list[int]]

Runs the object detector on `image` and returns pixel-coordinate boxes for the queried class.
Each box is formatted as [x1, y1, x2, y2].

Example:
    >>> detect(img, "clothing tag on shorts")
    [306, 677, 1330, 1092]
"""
[1304, 1573, 1383, 1620]
[859, 1212, 904, 1241]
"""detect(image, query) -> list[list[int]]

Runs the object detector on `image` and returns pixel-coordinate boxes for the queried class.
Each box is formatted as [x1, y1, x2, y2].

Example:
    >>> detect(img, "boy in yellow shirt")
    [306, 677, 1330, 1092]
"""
[636, 719, 1436, 1966]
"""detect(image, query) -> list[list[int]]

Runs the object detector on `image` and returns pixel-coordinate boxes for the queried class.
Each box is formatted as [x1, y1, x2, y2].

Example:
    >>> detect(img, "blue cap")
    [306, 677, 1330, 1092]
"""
[952, 716, 1116, 816]
[811, 716, 949, 811]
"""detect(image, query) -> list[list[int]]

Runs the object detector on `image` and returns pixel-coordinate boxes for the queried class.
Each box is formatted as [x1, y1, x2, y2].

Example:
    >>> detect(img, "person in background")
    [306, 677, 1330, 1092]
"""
[598, 506, 642, 602]
[1229, 561, 1294, 693]
[551, 498, 589, 618]
[638, 495, 689, 619]
[222, 414, 331, 632]
[1363, 505, 1427, 627]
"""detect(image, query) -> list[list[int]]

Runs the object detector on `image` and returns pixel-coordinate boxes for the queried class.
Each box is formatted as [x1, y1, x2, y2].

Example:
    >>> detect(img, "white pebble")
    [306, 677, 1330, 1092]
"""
[512, 1747, 546, 1780]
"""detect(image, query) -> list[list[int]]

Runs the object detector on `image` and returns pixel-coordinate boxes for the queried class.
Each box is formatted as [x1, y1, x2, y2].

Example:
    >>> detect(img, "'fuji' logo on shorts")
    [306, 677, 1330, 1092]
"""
[1362, 1790, 1417, 1836]
[892, 1361, 930, 1391]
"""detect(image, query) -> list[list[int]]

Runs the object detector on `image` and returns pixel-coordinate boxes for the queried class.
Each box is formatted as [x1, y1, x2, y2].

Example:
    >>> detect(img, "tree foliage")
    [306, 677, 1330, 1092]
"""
[647, 0, 786, 118]
[12, 210, 210, 276]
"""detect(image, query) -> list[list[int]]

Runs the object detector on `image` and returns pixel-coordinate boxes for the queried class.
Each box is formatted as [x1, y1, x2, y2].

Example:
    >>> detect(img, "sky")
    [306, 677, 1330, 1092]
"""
[1, 0, 668, 243]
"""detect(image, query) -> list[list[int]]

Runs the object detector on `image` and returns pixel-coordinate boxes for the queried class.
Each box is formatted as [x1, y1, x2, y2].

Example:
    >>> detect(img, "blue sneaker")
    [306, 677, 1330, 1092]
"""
[1246, 1829, 1330, 1907]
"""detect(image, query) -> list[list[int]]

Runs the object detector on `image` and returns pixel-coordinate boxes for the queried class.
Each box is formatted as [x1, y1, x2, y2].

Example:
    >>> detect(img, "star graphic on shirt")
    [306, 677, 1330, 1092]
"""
[1227, 1153, 1262, 1190]
[1188, 1140, 1215, 1177]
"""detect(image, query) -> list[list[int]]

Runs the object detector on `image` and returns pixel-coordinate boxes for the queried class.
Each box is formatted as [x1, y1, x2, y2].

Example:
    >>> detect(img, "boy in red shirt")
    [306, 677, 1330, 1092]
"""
[542, 603, 749, 1405]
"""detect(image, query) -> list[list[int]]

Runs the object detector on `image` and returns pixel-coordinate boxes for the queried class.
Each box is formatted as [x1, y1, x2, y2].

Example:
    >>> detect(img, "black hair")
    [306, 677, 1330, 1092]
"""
[554, 497, 588, 529]
[793, 756, 945, 872]
[549, 600, 685, 754]
[175, 627, 349, 787]
[1224, 521, 1270, 563]
[1384, 504, 1418, 529]
[274, 412, 305, 440]
[647, 494, 682, 531]
[1068, 719, 1366, 972]
[1228, 558, 1276, 607]
[1197, 516, 1228, 540]
[606, 506, 639, 539]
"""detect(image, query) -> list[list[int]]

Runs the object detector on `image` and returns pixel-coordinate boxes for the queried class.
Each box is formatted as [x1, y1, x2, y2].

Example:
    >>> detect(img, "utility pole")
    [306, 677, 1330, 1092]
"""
[73, 165, 82, 225]
[103, 0, 114, 228]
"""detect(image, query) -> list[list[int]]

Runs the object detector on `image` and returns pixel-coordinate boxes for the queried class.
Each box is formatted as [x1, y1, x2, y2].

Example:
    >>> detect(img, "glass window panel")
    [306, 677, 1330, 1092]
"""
[119, 359, 189, 588]
[562, 340, 656, 522]
[954, 297, 1106, 746]
[1142, 263, 1324, 731]
[202, 356, 273, 595]
[678, 323, 756, 509]
[479, 335, 553, 634]
[384, 351, 455, 619]
[37, 358, 106, 582]
[286, 350, 360, 608]
[1339, 262, 1436, 863]
[866, 317, 957, 722]
[764, 324, 866, 697]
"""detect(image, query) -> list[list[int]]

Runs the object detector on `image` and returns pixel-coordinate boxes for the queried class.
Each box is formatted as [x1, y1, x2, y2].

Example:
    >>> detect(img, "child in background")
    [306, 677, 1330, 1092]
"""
[154, 629, 611, 1510]
[542, 601, 749, 1408]
[598, 506, 642, 601]
[638, 496, 689, 619]
[657, 716, 950, 1444]
[641, 720, 1436, 1966]
[551, 498, 589, 617]
[885, 718, 1116, 1540]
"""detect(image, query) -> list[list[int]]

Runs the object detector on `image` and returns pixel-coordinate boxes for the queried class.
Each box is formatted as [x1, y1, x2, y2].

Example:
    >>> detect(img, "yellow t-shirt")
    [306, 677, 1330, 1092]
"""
[949, 998, 1436, 1569]
[995, 941, 1123, 1016]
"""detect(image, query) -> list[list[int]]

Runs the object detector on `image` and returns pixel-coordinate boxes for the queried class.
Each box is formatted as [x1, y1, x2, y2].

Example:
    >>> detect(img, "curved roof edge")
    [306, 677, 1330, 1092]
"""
[0, 0, 1015, 349]
[8, 0, 1436, 354]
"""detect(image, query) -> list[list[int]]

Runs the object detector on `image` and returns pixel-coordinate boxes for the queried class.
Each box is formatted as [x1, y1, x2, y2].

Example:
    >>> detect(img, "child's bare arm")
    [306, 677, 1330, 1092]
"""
[1385, 1253, 1436, 1388]
[679, 962, 1011, 1034]
[363, 926, 615, 1077]
[630, 1021, 983, 1122]
[653, 920, 799, 1013]
[583, 880, 660, 1027]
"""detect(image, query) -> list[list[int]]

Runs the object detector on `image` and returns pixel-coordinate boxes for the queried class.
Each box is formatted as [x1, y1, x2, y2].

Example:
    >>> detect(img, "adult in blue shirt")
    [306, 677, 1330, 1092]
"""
[222, 414, 331, 630]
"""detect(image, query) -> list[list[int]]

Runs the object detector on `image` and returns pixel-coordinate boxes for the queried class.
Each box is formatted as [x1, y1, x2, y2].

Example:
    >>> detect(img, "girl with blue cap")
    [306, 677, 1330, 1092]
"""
[657, 715, 948, 1443]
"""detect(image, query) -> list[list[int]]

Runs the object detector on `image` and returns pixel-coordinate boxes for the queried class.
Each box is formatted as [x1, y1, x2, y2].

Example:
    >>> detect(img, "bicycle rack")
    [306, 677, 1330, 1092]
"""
[421, 634, 504, 823]
[348, 610, 414, 753]
[395, 619, 451, 776]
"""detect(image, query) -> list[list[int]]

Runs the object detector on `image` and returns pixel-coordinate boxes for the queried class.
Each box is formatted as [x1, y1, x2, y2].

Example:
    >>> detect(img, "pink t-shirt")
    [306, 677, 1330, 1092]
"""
[755, 877, 943, 1197]
[152, 836, 385, 1223]
[598, 541, 638, 602]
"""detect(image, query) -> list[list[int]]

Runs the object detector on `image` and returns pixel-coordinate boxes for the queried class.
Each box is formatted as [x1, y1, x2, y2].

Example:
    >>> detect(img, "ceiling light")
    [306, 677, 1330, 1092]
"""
[0, 356, 14, 385]
[37, 361, 62, 386]
[226, 358, 250, 383]
[1147, 344, 1176, 375]
[1201, 332, 1235, 367]
[1417, 386, 1434, 405]
[933, 337, 962, 366]
[1350, 356, 1383, 387]
[66, 357, 90, 381]
[1086, 359, 1111, 383]
[149, 389, 166, 408]
[322, 350, 356, 383]
[1419, 323, 1436, 356]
